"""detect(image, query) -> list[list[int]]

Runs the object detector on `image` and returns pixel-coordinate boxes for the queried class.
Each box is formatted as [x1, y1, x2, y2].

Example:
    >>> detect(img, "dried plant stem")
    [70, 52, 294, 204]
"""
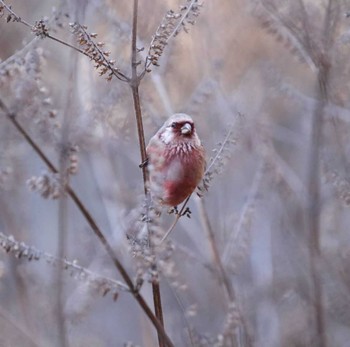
[197, 198, 252, 347]
[165, 281, 196, 347]
[0, 0, 32, 27]
[306, 66, 328, 347]
[197, 200, 235, 347]
[197, 199, 234, 300]
[46, 34, 128, 82]
[56, 13, 82, 344]
[131, 87, 149, 187]
[129, 1, 166, 346]
[305, 1, 337, 345]
[57, 168, 69, 347]
[0, 99, 174, 347]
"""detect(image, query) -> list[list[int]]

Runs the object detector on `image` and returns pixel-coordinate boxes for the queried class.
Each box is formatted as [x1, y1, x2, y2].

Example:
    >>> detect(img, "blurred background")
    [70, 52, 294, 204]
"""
[1, 0, 350, 346]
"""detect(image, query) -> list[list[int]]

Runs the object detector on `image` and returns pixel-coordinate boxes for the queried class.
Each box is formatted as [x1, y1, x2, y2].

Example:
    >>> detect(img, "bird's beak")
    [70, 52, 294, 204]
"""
[181, 123, 192, 135]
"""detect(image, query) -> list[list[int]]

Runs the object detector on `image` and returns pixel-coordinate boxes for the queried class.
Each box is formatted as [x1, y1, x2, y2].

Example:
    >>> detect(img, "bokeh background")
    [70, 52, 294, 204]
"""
[1, 0, 350, 346]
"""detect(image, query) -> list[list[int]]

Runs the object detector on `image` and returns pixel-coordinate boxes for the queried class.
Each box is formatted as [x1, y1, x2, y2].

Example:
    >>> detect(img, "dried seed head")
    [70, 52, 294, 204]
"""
[146, 0, 203, 70]
[69, 22, 126, 81]
[27, 171, 62, 199]
[32, 19, 50, 38]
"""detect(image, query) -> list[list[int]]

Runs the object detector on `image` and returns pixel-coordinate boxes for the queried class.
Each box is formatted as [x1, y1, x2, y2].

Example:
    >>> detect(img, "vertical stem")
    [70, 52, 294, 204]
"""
[57, 165, 69, 347]
[131, 72, 166, 347]
[197, 198, 252, 347]
[306, 1, 336, 345]
[130, 1, 165, 347]
[131, 88, 149, 187]
[152, 282, 165, 347]
[307, 66, 328, 347]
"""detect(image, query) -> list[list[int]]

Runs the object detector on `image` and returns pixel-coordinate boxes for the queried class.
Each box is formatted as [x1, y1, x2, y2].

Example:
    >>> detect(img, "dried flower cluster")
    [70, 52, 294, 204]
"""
[131, 221, 174, 284]
[0, 45, 60, 145]
[32, 18, 50, 38]
[146, 0, 202, 70]
[0, 232, 128, 299]
[126, 198, 188, 293]
[70, 22, 126, 82]
[66, 144, 79, 175]
[221, 302, 242, 341]
[27, 171, 62, 199]
[199, 113, 245, 195]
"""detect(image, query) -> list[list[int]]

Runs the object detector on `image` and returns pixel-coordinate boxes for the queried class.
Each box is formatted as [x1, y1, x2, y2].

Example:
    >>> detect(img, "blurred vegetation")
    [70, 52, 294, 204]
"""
[0, 0, 350, 346]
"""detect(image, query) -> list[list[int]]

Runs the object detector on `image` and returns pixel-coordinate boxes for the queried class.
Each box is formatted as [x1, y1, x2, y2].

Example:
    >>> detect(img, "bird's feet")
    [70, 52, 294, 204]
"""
[181, 207, 191, 218]
[167, 206, 179, 215]
[167, 206, 191, 218]
[139, 158, 148, 168]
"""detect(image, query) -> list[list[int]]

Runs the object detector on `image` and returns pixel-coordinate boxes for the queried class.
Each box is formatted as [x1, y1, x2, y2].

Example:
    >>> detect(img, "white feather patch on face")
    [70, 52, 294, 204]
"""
[160, 127, 175, 145]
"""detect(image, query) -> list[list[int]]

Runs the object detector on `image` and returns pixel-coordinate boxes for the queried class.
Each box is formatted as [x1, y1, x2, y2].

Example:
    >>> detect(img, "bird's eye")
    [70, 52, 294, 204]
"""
[171, 122, 177, 128]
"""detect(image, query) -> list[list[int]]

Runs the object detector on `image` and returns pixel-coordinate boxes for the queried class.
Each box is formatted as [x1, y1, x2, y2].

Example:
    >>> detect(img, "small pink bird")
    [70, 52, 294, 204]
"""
[146, 113, 206, 207]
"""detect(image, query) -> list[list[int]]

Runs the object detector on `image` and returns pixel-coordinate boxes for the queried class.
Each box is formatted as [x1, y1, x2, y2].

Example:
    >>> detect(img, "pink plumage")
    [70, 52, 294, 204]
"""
[146, 113, 205, 207]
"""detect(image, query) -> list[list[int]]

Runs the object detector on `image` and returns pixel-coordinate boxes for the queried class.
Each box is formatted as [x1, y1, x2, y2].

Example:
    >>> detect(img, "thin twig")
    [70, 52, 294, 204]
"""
[305, 1, 334, 345]
[47, 33, 128, 82]
[0, 232, 130, 293]
[0, 0, 32, 27]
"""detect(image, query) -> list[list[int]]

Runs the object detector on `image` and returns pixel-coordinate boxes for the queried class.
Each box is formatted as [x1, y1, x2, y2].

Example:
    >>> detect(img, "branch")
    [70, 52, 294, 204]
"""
[0, 232, 130, 295]
[0, 0, 129, 82]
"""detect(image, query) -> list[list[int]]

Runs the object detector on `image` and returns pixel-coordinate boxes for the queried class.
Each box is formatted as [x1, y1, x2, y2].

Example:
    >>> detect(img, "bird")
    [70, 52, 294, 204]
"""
[146, 113, 206, 208]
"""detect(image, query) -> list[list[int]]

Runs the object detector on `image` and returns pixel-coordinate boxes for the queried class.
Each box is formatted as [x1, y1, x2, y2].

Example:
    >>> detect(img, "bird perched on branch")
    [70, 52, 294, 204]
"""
[146, 113, 205, 208]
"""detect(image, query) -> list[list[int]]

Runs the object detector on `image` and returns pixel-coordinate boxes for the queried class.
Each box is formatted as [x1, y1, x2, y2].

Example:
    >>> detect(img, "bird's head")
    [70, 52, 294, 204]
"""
[159, 113, 200, 146]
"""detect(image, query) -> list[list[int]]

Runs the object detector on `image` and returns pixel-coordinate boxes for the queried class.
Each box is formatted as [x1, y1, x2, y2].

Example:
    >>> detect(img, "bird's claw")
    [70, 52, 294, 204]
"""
[167, 206, 191, 218]
[139, 158, 148, 168]
[181, 207, 191, 218]
[167, 206, 179, 215]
